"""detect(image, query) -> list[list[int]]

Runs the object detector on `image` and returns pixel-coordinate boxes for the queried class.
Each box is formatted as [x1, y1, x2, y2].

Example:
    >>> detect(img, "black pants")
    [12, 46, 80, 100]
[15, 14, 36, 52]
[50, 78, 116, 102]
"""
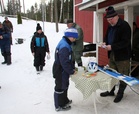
[53, 63, 70, 108]
[34, 49, 46, 67]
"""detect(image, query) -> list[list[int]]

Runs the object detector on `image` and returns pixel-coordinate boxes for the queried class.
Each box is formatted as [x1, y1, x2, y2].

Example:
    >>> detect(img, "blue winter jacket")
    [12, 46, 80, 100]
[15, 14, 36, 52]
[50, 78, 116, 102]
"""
[54, 36, 74, 75]
[0, 25, 11, 47]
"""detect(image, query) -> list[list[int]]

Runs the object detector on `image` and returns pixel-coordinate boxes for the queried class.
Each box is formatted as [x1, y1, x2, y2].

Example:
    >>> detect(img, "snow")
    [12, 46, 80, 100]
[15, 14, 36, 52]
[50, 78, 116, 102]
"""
[0, 16, 139, 114]
[82, 0, 90, 3]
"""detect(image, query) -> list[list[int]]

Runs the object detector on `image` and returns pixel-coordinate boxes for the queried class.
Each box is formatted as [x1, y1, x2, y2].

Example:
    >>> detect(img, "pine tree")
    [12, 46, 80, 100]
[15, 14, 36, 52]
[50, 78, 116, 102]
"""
[17, 13, 22, 24]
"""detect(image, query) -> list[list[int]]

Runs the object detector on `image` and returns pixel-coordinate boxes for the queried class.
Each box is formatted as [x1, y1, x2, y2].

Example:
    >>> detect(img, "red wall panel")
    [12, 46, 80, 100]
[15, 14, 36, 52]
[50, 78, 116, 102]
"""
[74, 1, 94, 43]
[98, 47, 109, 66]
[75, 0, 82, 4]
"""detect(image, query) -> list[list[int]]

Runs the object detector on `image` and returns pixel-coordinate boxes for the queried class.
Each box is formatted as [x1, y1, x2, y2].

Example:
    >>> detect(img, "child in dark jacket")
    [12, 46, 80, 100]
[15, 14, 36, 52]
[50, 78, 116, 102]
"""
[52, 28, 78, 111]
[30, 24, 50, 71]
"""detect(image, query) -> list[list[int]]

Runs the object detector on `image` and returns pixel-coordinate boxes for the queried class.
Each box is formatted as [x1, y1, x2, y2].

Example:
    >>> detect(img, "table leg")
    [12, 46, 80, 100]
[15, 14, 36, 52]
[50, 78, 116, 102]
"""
[92, 92, 98, 114]
[92, 92, 108, 114]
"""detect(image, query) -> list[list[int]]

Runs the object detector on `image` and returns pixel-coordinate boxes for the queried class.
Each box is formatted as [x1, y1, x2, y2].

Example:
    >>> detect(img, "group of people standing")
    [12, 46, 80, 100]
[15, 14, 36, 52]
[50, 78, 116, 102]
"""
[52, 5, 139, 112]
[30, 20, 84, 111]
[1, 6, 139, 111]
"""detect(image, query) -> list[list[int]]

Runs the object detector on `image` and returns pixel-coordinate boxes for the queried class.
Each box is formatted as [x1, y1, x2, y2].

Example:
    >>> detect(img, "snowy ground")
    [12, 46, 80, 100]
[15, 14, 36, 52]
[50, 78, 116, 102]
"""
[0, 16, 139, 114]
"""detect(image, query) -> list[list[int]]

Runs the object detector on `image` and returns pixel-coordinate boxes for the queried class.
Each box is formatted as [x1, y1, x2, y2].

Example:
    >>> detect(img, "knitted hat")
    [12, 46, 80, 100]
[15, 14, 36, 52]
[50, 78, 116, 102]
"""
[105, 6, 118, 18]
[36, 23, 42, 31]
[64, 28, 78, 38]
[67, 19, 73, 24]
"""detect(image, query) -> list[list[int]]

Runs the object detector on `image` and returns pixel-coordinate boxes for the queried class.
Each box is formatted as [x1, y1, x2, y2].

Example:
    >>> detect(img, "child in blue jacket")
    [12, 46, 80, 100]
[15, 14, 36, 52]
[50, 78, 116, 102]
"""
[52, 28, 78, 111]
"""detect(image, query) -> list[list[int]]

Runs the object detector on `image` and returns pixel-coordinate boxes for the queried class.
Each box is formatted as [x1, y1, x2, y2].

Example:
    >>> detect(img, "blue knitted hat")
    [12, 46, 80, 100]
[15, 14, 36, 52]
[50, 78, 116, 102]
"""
[64, 28, 78, 39]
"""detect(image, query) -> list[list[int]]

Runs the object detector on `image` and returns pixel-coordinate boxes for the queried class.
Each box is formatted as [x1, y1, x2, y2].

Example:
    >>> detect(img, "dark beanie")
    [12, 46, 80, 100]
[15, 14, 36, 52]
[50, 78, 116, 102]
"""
[105, 6, 118, 18]
[36, 23, 42, 31]
[67, 19, 73, 24]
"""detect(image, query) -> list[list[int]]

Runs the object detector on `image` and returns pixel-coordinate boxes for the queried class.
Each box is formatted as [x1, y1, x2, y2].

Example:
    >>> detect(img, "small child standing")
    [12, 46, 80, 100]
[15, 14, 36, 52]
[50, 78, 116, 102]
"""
[30, 24, 50, 72]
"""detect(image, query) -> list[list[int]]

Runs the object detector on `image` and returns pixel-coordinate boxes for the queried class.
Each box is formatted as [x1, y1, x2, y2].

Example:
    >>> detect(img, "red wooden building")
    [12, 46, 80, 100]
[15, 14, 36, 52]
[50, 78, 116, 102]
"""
[74, 0, 139, 66]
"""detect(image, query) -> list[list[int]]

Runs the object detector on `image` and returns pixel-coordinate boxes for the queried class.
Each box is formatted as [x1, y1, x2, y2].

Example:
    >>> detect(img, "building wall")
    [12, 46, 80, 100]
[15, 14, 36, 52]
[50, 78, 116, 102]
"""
[74, 0, 94, 43]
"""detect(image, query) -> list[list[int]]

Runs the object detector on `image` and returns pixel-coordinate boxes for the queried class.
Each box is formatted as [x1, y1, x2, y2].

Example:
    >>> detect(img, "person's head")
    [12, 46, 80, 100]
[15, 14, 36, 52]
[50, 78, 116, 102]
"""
[64, 28, 78, 42]
[105, 6, 119, 26]
[67, 19, 73, 28]
[133, 22, 137, 32]
[36, 24, 42, 33]
[5, 16, 8, 21]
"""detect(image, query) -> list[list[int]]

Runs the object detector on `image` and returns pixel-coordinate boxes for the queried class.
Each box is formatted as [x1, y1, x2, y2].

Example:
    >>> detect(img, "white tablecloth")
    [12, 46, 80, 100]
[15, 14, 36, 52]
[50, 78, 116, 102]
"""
[71, 71, 118, 99]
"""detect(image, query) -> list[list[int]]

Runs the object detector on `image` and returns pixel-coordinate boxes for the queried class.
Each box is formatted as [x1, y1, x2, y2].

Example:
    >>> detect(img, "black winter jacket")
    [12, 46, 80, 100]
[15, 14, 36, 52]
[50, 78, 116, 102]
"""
[104, 18, 131, 61]
[30, 32, 49, 53]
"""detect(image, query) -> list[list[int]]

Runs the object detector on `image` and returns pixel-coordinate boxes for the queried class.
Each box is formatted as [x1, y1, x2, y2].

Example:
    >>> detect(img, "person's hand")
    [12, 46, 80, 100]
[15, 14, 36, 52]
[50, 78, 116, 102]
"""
[0, 35, 3, 39]
[105, 45, 111, 51]
[11, 29, 13, 33]
[101, 42, 106, 48]
[47, 53, 50, 60]
[73, 70, 77, 75]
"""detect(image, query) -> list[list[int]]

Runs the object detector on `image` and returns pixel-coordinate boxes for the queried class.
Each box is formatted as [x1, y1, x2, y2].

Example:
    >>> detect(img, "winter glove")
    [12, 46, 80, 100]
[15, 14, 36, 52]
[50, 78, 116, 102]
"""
[47, 53, 50, 60]
[0, 35, 3, 39]
[32, 52, 35, 56]
[73, 70, 77, 75]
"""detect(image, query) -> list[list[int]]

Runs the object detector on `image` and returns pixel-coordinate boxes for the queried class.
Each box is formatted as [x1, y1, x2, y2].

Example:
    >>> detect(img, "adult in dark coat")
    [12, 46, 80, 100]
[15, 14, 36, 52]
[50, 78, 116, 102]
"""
[0, 22, 11, 65]
[100, 6, 131, 103]
[30, 24, 50, 71]
[67, 19, 84, 67]
[3, 17, 13, 45]
[52, 28, 78, 111]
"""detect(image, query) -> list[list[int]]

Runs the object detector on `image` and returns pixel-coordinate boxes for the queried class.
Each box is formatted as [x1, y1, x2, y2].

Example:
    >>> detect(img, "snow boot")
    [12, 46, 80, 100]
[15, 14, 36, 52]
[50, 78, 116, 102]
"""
[7, 55, 11, 65]
[114, 94, 123, 103]
[36, 66, 39, 71]
[113, 81, 126, 103]
[100, 91, 115, 97]
[66, 100, 72, 106]
[40, 65, 43, 71]
[100, 86, 115, 97]
[1, 55, 7, 64]
[55, 105, 71, 111]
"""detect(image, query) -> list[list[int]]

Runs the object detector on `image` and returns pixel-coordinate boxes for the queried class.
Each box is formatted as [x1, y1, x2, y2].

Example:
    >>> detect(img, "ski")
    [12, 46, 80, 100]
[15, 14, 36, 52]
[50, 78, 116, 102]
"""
[98, 66, 139, 86]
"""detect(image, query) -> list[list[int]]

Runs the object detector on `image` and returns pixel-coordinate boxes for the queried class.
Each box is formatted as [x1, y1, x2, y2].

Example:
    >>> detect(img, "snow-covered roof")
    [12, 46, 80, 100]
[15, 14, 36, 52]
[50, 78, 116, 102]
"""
[76, 0, 106, 11]
[82, 0, 90, 3]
